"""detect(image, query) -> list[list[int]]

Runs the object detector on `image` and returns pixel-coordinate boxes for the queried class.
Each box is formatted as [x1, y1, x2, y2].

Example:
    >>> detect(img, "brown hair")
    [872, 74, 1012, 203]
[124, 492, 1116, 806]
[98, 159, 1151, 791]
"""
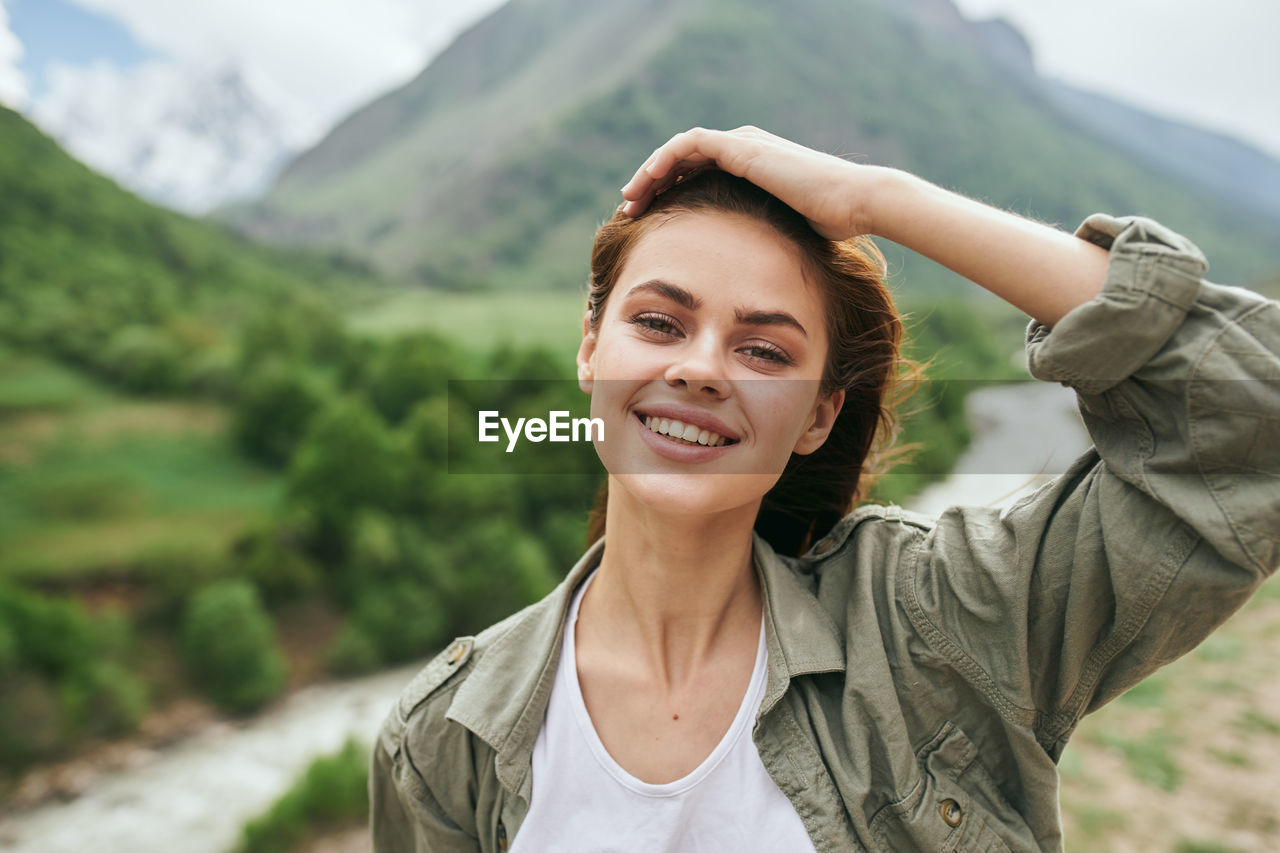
[583, 168, 911, 558]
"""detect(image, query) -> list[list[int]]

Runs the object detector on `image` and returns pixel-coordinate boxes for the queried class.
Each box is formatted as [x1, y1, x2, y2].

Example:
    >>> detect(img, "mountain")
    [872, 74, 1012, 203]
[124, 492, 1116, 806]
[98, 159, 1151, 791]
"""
[1042, 82, 1280, 227]
[0, 105, 378, 379]
[229, 0, 1280, 293]
[30, 62, 303, 215]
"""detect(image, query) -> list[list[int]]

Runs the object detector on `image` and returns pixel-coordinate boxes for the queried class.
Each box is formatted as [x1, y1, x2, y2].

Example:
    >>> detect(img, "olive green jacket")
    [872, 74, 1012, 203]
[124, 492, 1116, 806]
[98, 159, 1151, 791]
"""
[369, 214, 1279, 852]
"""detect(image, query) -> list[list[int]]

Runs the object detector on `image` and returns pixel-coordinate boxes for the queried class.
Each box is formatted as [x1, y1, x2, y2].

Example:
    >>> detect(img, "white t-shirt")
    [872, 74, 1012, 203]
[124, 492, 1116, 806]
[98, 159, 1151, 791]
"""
[510, 568, 817, 852]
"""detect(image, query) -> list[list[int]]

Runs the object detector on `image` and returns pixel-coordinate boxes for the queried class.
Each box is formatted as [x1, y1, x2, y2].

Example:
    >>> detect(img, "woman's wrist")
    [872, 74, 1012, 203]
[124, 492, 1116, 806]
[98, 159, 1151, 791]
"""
[851, 165, 917, 240]
[860, 165, 931, 242]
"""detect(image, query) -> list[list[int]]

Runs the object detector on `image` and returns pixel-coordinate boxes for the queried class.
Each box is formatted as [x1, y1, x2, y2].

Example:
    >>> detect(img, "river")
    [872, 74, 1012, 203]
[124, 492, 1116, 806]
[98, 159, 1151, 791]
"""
[0, 381, 1092, 853]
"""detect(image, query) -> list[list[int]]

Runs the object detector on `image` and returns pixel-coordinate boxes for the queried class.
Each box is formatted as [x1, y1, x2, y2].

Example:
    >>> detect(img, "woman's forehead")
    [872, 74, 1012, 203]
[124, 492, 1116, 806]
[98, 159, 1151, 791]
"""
[616, 211, 823, 313]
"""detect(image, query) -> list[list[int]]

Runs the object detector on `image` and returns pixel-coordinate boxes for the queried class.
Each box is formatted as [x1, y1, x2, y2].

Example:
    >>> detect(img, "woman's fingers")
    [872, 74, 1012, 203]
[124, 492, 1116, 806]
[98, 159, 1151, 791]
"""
[621, 128, 736, 202]
[617, 125, 870, 239]
[621, 153, 712, 216]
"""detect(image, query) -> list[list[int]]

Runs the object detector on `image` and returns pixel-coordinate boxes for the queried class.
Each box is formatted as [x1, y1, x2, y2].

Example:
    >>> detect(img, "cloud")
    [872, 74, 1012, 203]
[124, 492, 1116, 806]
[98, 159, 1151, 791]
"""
[66, 0, 508, 145]
[31, 57, 301, 212]
[0, 0, 29, 109]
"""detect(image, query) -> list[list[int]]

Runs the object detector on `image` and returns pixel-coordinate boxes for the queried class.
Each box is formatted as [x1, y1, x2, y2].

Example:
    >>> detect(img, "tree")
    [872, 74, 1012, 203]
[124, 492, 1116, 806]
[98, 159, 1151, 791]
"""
[181, 580, 287, 713]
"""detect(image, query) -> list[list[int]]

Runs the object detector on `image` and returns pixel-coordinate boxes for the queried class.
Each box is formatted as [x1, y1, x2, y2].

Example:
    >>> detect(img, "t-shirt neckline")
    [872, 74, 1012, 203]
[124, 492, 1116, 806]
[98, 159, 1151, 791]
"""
[561, 565, 769, 798]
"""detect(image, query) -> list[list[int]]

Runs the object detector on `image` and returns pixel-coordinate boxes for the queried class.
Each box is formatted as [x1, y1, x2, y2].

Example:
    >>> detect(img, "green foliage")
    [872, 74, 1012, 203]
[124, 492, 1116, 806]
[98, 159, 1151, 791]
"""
[0, 587, 149, 767]
[323, 621, 382, 676]
[1098, 727, 1183, 791]
[0, 668, 65, 767]
[229, 517, 325, 605]
[181, 580, 287, 713]
[285, 396, 404, 539]
[1116, 673, 1168, 709]
[235, 736, 370, 853]
[100, 324, 185, 393]
[58, 657, 150, 739]
[1172, 841, 1242, 853]
[233, 359, 327, 466]
[365, 331, 458, 424]
[351, 580, 449, 665]
[437, 518, 561, 636]
[0, 583, 95, 679]
[0, 106, 383, 409]
[1236, 709, 1280, 737]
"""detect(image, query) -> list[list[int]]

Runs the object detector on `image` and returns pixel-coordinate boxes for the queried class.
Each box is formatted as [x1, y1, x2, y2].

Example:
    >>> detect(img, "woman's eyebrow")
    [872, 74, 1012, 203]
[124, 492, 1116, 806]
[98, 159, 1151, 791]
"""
[625, 279, 702, 310]
[624, 279, 808, 337]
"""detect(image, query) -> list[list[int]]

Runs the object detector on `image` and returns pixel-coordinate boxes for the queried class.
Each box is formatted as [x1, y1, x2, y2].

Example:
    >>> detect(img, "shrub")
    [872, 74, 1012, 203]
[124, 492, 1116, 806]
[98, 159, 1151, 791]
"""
[181, 580, 287, 713]
[59, 658, 149, 739]
[351, 580, 448, 665]
[232, 358, 326, 466]
[0, 584, 95, 680]
[366, 332, 457, 425]
[323, 622, 382, 676]
[235, 736, 369, 853]
[230, 521, 324, 606]
[0, 668, 65, 766]
[99, 324, 184, 393]
[285, 396, 404, 533]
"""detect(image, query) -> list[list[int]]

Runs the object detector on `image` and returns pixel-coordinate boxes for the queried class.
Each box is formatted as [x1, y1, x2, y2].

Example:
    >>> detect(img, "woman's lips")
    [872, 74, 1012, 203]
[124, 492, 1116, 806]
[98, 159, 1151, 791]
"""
[631, 411, 737, 464]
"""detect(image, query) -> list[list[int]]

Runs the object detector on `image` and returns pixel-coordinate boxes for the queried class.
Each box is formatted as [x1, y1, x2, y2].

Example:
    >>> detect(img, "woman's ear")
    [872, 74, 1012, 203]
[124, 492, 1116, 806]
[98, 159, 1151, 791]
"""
[577, 310, 597, 395]
[793, 388, 844, 455]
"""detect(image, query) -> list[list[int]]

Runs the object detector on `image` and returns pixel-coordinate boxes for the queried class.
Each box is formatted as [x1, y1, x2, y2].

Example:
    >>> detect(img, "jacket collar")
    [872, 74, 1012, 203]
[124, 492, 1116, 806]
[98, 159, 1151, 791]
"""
[445, 528, 846, 800]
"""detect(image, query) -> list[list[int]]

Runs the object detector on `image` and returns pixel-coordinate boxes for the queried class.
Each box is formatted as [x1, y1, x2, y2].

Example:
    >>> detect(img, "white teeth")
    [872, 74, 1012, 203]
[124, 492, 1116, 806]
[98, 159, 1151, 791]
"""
[642, 415, 730, 447]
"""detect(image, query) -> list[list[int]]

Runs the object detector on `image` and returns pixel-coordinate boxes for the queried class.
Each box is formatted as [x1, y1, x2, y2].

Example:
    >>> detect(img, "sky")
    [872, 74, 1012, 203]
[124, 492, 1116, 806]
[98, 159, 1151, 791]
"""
[950, 0, 1280, 159]
[0, 0, 509, 145]
[1, 0, 1278, 158]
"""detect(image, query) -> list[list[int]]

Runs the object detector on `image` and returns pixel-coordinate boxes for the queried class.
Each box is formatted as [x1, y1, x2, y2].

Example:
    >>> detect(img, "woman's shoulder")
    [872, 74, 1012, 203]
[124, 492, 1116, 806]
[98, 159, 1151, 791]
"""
[374, 592, 559, 773]
[800, 502, 936, 563]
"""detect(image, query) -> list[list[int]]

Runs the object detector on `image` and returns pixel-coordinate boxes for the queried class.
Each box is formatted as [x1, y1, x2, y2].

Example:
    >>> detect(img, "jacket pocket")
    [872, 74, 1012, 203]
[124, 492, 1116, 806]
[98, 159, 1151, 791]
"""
[869, 721, 1036, 852]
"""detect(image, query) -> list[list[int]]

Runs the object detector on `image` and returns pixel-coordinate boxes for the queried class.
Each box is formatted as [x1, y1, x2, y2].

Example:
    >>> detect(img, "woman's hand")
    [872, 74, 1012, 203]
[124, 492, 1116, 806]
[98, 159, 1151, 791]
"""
[619, 125, 886, 240]
[619, 125, 1112, 329]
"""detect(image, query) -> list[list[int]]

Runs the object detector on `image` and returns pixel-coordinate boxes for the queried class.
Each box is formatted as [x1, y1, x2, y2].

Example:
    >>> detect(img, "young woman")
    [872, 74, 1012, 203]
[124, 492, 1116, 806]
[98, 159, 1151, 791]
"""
[369, 126, 1279, 852]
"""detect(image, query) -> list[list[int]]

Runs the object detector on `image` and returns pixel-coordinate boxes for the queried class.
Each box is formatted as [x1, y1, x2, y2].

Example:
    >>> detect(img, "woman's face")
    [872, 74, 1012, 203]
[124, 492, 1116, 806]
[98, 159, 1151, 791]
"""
[577, 210, 844, 518]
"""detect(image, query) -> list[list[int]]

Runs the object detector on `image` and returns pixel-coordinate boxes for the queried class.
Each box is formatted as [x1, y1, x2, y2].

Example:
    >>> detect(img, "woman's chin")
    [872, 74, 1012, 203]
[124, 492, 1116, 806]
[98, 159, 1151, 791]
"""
[611, 471, 776, 520]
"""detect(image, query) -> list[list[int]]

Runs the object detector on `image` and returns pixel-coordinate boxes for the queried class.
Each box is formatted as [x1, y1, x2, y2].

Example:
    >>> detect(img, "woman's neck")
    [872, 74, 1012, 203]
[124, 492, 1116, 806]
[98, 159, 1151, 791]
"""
[578, 478, 764, 692]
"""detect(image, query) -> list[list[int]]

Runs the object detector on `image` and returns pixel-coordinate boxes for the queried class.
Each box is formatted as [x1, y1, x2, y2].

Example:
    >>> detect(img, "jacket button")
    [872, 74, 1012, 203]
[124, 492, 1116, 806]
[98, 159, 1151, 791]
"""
[939, 798, 963, 828]
[447, 642, 467, 665]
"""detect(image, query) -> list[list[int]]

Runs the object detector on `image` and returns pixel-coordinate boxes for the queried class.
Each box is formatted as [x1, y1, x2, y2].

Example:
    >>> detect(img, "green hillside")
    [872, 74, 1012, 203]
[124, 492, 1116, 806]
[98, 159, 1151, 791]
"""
[0, 106, 390, 391]
[231, 0, 1280, 295]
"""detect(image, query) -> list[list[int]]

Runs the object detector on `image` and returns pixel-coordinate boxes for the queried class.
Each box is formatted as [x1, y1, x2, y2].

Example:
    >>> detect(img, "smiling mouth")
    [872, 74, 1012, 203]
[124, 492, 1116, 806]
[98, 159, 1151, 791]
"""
[635, 412, 738, 447]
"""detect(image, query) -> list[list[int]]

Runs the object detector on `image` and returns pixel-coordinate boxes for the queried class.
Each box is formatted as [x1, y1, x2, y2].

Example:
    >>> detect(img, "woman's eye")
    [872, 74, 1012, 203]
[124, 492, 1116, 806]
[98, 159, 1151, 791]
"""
[742, 344, 794, 366]
[630, 313, 680, 336]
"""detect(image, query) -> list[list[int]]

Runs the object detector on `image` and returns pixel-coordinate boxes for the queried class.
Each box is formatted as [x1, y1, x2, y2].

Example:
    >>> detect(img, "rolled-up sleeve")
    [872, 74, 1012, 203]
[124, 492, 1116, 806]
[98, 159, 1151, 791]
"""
[907, 212, 1280, 755]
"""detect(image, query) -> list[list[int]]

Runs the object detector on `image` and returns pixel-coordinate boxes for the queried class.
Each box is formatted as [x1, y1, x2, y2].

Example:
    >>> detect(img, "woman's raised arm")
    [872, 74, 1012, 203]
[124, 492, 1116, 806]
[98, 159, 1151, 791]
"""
[620, 125, 1110, 328]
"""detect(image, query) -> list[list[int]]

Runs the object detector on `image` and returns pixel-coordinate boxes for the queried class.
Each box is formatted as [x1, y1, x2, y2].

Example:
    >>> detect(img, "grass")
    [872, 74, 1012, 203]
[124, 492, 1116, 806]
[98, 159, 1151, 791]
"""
[0, 353, 110, 411]
[1116, 673, 1169, 709]
[234, 736, 370, 853]
[0, 355, 281, 583]
[345, 287, 586, 362]
[1173, 841, 1243, 853]
[1097, 726, 1184, 791]
[1236, 709, 1280, 737]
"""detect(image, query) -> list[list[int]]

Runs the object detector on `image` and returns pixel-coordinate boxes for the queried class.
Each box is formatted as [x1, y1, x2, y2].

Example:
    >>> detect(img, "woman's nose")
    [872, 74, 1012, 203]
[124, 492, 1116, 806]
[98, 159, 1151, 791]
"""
[663, 333, 729, 397]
